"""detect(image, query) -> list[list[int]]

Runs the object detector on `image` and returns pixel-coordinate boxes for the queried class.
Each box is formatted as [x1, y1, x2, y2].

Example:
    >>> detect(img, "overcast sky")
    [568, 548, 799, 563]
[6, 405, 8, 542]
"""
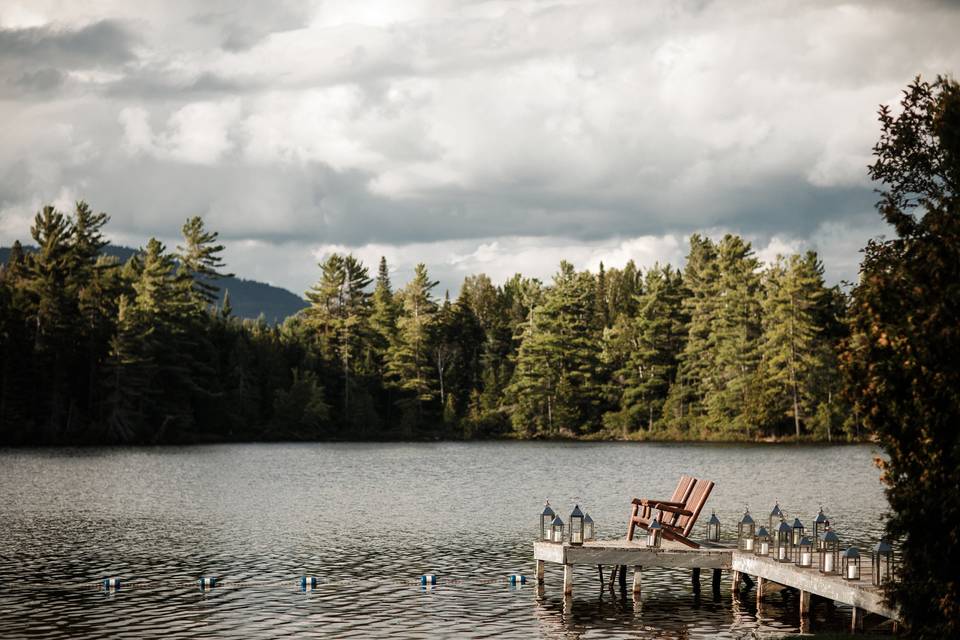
[2, 0, 959, 295]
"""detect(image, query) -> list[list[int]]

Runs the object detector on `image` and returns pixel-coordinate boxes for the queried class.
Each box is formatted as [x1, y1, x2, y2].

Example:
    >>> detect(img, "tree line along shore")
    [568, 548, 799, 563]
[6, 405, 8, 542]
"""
[0, 206, 857, 445]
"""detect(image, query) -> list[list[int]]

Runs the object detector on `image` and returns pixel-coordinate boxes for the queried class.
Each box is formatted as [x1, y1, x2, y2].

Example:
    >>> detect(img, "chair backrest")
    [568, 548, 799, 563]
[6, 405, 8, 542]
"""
[675, 478, 715, 536]
[671, 475, 696, 504]
[658, 474, 696, 527]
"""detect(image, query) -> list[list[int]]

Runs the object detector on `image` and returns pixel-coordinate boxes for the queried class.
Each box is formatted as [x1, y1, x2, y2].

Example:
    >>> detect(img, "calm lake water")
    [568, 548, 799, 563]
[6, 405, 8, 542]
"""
[0, 442, 889, 638]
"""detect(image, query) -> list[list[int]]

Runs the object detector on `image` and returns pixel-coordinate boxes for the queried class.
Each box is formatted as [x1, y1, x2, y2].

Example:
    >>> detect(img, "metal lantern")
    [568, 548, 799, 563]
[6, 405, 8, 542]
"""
[872, 539, 894, 587]
[550, 515, 565, 543]
[842, 547, 861, 581]
[646, 514, 663, 548]
[584, 513, 595, 542]
[540, 501, 555, 541]
[796, 536, 814, 568]
[813, 507, 829, 547]
[569, 505, 585, 546]
[791, 518, 805, 546]
[754, 526, 771, 557]
[819, 528, 840, 574]
[706, 511, 721, 543]
[769, 501, 784, 531]
[775, 520, 794, 563]
[738, 509, 756, 552]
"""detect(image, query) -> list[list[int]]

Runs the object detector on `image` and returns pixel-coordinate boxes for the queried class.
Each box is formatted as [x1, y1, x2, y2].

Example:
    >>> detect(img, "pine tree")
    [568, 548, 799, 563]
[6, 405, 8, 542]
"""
[704, 235, 763, 435]
[305, 253, 372, 421]
[176, 216, 232, 307]
[386, 263, 438, 428]
[758, 252, 827, 437]
[604, 265, 685, 433]
[23, 206, 78, 438]
[665, 235, 718, 429]
[595, 261, 609, 328]
[102, 293, 155, 442]
[508, 262, 604, 435]
[221, 289, 233, 319]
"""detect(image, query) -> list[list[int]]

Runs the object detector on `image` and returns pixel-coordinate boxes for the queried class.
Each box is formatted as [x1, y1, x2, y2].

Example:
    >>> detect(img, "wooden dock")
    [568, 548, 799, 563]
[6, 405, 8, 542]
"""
[533, 538, 898, 629]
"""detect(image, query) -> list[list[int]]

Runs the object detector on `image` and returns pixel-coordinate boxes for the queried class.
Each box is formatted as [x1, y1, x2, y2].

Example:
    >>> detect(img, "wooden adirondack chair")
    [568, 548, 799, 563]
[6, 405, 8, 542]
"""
[627, 474, 695, 540]
[628, 475, 715, 549]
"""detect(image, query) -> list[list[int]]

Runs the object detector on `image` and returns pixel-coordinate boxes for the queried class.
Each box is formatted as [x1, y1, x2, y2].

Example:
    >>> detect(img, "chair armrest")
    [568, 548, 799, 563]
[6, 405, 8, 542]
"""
[655, 504, 693, 516]
[631, 498, 686, 507]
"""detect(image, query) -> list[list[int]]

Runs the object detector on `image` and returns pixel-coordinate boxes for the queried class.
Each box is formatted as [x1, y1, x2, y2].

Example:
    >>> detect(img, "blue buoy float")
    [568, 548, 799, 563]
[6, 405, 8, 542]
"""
[198, 577, 217, 590]
[420, 574, 437, 586]
[300, 576, 318, 591]
[102, 577, 121, 591]
[508, 574, 527, 585]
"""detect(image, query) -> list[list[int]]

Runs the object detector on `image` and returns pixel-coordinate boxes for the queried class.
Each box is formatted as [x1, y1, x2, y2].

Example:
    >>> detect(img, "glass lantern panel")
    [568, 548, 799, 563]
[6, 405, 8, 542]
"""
[822, 552, 836, 573]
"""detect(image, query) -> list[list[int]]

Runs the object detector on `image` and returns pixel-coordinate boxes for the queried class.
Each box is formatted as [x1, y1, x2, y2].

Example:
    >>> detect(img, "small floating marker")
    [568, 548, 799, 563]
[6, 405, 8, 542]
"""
[420, 574, 437, 586]
[198, 577, 217, 590]
[102, 578, 121, 591]
[300, 576, 318, 591]
[508, 575, 527, 586]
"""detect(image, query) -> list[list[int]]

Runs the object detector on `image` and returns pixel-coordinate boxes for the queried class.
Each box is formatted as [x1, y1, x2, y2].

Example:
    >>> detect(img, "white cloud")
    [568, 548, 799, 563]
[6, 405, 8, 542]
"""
[2, 0, 958, 294]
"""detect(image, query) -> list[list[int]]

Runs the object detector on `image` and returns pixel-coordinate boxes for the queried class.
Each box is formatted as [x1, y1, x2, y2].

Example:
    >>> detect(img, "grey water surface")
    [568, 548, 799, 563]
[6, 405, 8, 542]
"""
[0, 442, 889, 638]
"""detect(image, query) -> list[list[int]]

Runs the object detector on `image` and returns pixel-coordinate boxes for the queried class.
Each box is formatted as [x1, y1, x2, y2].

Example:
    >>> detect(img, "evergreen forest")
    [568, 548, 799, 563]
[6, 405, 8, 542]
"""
[0, 205, 859, 444]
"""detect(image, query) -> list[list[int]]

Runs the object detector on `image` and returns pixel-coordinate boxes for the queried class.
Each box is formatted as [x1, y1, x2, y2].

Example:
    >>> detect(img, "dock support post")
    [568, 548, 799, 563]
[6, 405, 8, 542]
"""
[732, 570, 741, 592]
[632, 566, 642, 596]
[692, 567, 701, 594]
[563, 564, 573, 596]
[799, 590, 811, 617]
[756, 577, 766, 605]
[536, 560, 545, 585]
[712, 569, 721, 593]
[618, 565, 627, 591]
[851, 606, 864, 633]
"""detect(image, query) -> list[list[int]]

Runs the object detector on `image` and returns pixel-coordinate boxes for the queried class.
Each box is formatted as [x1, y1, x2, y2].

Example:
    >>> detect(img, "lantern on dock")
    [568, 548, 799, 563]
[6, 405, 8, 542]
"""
[646, 514, 663, 548]
[819, 528, 840, 574]
[754, 526, 771, 557]
[584, 513, 595, 542]
[738, 509, 756, 552]
[775, 520, 794, 563]
[842, 547, 861, 581]
[872, 539, 894, 587]
[550, 515, 565, 543]
[769, 501, 784, 531]
[791, 518, 804, 546]
[706, 512, 721, 543]
[540, 501, 555, 541]
[569, 505, 585, 546]
[813, 507, 829, 546]
[796, 536, 814, 568]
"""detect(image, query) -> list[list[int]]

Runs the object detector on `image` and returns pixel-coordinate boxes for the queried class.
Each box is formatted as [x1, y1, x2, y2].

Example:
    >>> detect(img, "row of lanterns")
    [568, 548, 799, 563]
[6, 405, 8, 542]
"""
[539, 501, 595, 546]
[733, 503, 895, 587]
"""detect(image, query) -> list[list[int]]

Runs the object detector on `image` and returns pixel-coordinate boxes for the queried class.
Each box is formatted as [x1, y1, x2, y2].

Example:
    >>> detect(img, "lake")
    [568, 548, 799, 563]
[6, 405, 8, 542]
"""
[0, 442, 888, 638]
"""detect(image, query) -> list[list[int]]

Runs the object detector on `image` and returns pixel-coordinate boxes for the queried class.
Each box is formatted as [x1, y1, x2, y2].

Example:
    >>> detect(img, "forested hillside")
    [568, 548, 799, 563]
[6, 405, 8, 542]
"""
[0, 202, 859, 444]
[0, 245, 308, 323]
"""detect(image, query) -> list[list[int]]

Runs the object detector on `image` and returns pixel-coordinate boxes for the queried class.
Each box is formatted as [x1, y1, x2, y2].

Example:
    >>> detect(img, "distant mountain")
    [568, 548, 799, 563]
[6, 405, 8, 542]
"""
[0, 244, 308, 323]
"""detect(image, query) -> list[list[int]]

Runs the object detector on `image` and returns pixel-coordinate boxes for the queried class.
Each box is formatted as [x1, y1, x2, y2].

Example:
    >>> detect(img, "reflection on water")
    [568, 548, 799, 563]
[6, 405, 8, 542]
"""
[0, 442, 889, 638]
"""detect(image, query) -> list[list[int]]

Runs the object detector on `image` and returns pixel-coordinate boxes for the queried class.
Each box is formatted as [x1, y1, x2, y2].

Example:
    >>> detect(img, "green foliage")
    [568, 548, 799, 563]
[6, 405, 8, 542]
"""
[386, 263, 439, 430]
[507, 261, 605, 436]
[1, 201, 856, 446]
[844, 75, 960, 638]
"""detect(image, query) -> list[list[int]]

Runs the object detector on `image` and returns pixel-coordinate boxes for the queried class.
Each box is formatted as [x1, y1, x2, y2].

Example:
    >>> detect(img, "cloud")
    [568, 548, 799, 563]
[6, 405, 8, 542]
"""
[1, 0, 958, 294]
[0, 19, 135, 65]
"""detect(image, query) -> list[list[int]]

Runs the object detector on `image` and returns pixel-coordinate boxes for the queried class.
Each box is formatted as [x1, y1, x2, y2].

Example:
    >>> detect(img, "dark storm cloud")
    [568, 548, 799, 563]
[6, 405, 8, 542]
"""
[0, 19, 134, 66]
[12, 67, 64, 92]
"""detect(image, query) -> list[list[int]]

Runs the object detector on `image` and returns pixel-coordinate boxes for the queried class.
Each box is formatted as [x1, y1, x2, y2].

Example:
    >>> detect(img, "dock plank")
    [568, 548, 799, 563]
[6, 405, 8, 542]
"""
[533, 537, 899, 623]
[732, 553, 897, 620]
